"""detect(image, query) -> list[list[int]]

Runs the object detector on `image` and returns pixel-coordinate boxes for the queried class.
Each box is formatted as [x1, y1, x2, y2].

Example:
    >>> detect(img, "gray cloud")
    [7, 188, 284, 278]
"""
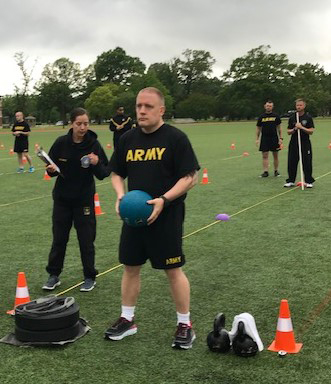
[1, 0, 331, 94]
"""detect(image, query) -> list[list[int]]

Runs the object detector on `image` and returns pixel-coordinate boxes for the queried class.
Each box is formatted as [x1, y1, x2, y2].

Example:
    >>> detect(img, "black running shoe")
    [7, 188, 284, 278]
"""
[42, 275, 61, 291]
[260, 171, 269, 178]
[104, 317, 137, 341]
[172, 323, 196, 349]
[274, 170, 280, 177]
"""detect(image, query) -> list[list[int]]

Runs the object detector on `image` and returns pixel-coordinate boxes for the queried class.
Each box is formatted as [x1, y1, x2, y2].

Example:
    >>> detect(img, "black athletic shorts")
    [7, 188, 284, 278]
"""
[119, 202, 185, 269]
[259, 136, 279, 152]
[14, 141, 29, 153]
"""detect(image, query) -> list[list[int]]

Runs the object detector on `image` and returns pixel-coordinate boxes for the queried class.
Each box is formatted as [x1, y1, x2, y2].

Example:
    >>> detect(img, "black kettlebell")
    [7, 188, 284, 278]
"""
[232, 321, 258, 357]
[206, 313, 231, 353]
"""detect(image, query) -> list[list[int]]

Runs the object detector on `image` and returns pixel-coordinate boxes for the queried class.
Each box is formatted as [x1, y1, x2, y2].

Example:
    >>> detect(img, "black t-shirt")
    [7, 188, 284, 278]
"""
[288, 113, 314, 143]
[11, 121, 30, 143]
[256, 112, 281, 138]
[110, 123, 200, 203]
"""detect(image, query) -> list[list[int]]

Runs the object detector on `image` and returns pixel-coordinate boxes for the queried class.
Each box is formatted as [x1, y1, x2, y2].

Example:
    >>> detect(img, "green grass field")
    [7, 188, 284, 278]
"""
[1, 120, 331, 384]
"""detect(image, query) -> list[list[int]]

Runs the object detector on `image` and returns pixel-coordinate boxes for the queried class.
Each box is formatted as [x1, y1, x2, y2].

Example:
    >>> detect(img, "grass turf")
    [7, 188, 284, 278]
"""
[0, 120, 331, 384]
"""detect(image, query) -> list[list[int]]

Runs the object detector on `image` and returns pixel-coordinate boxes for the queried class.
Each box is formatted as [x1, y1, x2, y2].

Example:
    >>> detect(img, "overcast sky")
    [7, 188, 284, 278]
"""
[1, 0, 331, 95]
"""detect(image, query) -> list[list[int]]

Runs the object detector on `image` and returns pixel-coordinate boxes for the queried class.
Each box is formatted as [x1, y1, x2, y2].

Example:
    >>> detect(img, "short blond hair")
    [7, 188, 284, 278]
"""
[138, 87, 165, 106]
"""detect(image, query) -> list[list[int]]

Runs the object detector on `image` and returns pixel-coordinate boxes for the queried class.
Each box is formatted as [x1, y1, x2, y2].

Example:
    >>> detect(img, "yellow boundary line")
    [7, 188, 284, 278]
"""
[55, 170, 331, 297]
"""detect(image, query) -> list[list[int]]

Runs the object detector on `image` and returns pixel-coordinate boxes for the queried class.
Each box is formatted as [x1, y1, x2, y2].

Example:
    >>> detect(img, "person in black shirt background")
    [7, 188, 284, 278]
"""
[42, 108, 109, 292]
[256, 100, 282, 177]
[105, 87, 200, 349]
[109, 106, 133, 149]
[284, 99, 315, 188]
[12, 111, 35, 173]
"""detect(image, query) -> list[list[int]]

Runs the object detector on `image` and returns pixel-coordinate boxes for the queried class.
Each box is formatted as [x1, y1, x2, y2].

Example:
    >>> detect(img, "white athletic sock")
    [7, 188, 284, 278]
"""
[177, 312, 191, 326]
[121, 305, 135, 321]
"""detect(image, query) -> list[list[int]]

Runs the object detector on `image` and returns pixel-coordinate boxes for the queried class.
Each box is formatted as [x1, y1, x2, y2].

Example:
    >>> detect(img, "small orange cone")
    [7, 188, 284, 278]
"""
[230, 143, 236, 150]
[268, 299, 303, 354]
[7, 272, 31, 315]
[243, 152, 249, 157]
[107, 143, 112, 149]
[0, 143, 5, 150]
[94, 193, 105, 215]
[43, 170, 51, 180]
[200, 168, 210, 184]
[328, 142, 331, 150]
[9, 148, 14, 155]
[22, 156, 27, 164]
[35, 143, 39, 149]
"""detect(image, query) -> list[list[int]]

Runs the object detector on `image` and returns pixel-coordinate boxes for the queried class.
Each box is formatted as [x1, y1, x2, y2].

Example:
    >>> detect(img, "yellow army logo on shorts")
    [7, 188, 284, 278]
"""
[83, 207, 90, 215]
[126, 147, 166, 162]
[166, 256, 181, 265]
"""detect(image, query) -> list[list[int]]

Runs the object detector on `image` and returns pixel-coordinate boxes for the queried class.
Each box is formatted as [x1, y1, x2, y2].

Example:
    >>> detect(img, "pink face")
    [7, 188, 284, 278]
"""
[264, 102, 274, 113]
[15, 112, 24, 122]
[72, 114, 89, 141]
[136, 91, 165, 130]
[296, 101, 306, 113]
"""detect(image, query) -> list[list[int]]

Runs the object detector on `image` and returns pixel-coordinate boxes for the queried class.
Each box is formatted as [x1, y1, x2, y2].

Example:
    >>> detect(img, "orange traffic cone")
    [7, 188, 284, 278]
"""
[243, 152, 249, 157]
[230, 143, 236, 150]
[268, 299, 303, 354]
[200, 168, 210, 184]
[106, 143, 112, 149]
[94, 193, 105, 215]
[43, 170, 51, 180]
[0, 143, 5, 150]
[35, 143, 39, 150]
[9, 148, 14, 155]
[328, 142, 331, 150]
[7, 272, 31, 315]
[22, 156, 27, 164]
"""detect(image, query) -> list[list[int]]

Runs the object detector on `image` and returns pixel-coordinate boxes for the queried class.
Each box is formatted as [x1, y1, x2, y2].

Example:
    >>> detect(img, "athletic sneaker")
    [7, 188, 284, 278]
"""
[42, 275, 61, 290]
[274, 170, 280, 177]
[172, 323, 196, 349]
[104, 317, 137, 341]
[17, 167, 24, 174]
[80, 278, 96, 292]
[29, 166, 35, 173]
[284, 182, 295, 187]
[306, 183, 313, 188]
[260, 171, 269, 178]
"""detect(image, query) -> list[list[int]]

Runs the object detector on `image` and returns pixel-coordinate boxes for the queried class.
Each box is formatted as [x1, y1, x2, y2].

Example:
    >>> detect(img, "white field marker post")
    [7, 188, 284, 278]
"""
[296, 112, 305, 190]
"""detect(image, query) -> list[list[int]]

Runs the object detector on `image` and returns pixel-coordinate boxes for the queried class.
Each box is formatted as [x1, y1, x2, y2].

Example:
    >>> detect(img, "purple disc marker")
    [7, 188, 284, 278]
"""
[215, 213, 230, 221]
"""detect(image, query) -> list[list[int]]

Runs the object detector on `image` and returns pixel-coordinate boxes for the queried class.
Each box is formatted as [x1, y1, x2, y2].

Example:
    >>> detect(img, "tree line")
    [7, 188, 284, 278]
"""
[2, 45, 331, 123]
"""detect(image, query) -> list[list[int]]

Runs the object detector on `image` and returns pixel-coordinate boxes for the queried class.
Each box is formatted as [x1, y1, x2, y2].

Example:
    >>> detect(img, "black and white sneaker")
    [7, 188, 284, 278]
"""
[42, 275, 61, 291]
[284, 182, 295, 187]
[260, 171, 269, 178]
[306, 183, 313, 188]
[105, 317, 137, 340]
[172, 323, 196, 349]
[274, 170, 280, 177]
[80, 278, 96, 292]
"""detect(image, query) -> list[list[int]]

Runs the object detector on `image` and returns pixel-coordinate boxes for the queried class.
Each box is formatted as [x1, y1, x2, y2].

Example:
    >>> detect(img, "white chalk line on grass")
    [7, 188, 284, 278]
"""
[0, 181, 110, 208]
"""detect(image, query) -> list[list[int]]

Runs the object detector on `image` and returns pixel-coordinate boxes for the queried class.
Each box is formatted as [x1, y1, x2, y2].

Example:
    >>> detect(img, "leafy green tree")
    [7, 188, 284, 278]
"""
[36, 58, 83, 123]
[292, 63, 331, 116]
[95, 47, 145, 85]
[176, 93, 216, 120]
[85, 84, 119, 123]
[174, 49, 216, 95]
[218, 46, 297, 119]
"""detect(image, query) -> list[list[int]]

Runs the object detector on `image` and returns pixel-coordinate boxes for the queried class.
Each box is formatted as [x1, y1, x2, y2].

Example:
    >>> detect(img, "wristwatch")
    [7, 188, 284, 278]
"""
[159, 195, 170, 208]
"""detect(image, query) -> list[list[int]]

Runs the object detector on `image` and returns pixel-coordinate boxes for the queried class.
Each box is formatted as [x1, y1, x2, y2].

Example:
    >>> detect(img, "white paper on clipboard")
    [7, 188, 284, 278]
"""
[36, 147, 61, 174]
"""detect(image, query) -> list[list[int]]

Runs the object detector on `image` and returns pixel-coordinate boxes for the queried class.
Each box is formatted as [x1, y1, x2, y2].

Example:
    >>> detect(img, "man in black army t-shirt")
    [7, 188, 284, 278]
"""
[11, 111, 35, 173]
[284, 99, 315, 188]
[105, 87, 200, 350]
[256, 100, 282, 178]
[109, 106, 133, 149]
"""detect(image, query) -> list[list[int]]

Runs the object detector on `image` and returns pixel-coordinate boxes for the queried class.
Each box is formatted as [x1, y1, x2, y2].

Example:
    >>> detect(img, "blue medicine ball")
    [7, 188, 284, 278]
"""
[119, 190, 153, 227]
